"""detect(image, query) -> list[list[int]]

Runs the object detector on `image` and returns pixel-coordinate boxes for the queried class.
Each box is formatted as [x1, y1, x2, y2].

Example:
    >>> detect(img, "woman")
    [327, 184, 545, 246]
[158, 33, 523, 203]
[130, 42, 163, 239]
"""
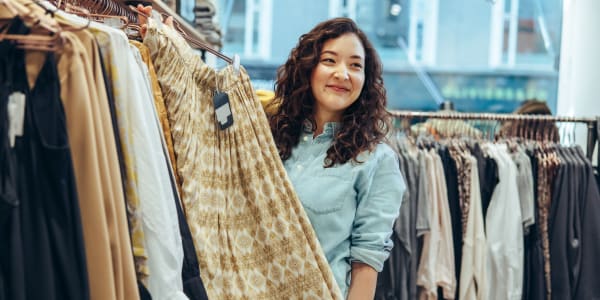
[268, 18, 405, 299]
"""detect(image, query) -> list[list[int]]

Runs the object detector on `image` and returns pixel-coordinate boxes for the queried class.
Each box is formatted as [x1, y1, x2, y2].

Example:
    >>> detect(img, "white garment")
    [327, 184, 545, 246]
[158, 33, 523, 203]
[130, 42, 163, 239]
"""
[459, 155, 487, 300]
[416, 151, 431, 236]
[483, 144, 524, 300]
[417, 150, 456, 300]
[102, 27, 188, 300]
[511, 149, 535, 231]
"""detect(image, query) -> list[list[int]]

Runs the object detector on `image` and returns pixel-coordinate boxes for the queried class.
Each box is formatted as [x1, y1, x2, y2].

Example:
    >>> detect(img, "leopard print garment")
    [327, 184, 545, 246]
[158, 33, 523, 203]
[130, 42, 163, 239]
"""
[143, 20, 342, 300]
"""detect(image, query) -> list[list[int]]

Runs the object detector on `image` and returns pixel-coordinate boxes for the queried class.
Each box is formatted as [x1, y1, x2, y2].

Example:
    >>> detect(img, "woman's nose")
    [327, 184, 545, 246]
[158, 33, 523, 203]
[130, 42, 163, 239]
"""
[333, 67, 349, 80]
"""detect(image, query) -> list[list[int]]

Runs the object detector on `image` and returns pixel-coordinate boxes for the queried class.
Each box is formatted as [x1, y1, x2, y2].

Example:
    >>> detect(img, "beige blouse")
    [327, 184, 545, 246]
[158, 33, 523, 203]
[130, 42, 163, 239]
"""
[417, 150, 456, 300]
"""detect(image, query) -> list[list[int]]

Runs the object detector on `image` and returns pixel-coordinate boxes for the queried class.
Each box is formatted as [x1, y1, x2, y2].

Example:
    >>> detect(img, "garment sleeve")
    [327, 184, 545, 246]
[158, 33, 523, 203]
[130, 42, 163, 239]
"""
[350, 148, 406, 271]
[416, 152, 431, 236]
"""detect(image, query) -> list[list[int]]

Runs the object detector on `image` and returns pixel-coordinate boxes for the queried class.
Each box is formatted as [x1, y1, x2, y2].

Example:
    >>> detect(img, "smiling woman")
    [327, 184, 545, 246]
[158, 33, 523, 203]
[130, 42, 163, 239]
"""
[270, 18, 390, 168]
[268, 18, 405, 299]
[310, 33, 366, 132]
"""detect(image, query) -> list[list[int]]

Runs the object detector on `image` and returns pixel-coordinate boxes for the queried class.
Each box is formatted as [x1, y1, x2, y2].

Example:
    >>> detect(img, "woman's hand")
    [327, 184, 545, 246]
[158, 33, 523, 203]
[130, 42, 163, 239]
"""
[136, 4, 174, 38]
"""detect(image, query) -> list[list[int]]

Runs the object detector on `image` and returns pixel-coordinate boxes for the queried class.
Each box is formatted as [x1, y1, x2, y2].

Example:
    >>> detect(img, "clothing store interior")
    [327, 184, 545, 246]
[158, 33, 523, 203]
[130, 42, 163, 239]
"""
[2, 0, 600, 299]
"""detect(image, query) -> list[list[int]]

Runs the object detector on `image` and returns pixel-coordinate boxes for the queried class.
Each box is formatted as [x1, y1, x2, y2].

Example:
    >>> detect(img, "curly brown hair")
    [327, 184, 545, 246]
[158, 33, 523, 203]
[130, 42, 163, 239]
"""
[268, 17, 390, 167]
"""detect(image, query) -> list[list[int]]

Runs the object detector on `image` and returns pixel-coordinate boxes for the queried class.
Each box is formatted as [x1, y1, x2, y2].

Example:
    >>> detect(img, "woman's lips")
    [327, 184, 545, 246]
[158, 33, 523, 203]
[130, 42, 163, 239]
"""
[327, 85, 350, 92]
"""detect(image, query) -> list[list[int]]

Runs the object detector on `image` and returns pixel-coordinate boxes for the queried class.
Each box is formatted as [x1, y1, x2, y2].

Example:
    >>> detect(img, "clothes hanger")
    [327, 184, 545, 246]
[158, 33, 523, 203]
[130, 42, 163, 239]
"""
[48, 0, 133, 30]
[553, 122, 561, 143]
[492, 120, 501, 141]
[0, 28, 63, 51]
[70, 1, 127, 30]
[34, 0, 83, 28]
[532, 119, 539, 141]
[59, 2, 95, 30]
[48, 0, 140, 37]
[0, 0, 19, 15]
[5, 0, 61, 32]
[510, 119, 517, 140]
[0, 0, 64, 51]
[137, 0, 236, 66]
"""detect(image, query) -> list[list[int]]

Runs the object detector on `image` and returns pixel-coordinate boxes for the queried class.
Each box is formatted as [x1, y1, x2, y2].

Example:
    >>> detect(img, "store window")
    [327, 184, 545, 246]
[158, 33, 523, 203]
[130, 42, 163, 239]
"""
[214, 0, 563, 113]
[490, 0, 561, 68]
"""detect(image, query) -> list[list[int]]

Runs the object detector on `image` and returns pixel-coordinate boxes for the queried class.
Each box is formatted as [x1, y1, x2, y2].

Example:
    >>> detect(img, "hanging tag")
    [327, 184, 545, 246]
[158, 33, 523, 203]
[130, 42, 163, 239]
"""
[7, 91, 26, 148]
[213, 91, 233, 130]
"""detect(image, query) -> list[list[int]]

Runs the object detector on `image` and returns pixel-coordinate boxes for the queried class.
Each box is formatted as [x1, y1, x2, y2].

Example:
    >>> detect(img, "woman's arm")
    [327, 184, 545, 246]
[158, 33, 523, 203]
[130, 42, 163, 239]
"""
[347, 262, 378, 300]
[348, 146, 405, 299]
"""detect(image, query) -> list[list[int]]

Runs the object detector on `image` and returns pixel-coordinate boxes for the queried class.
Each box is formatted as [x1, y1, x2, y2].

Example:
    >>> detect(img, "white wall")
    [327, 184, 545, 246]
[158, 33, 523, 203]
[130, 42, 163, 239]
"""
[556, 0, 600, 154]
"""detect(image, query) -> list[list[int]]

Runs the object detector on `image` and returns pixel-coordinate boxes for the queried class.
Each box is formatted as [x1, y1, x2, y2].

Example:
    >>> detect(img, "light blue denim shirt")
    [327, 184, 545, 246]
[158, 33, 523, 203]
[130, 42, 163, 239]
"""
[283, 122, 405, 296]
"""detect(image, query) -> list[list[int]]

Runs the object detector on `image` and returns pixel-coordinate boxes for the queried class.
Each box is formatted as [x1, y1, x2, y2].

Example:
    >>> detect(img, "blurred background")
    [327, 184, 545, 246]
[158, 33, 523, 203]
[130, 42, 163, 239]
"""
[180, 0, 566, 113]
[178, 0, 600, 140]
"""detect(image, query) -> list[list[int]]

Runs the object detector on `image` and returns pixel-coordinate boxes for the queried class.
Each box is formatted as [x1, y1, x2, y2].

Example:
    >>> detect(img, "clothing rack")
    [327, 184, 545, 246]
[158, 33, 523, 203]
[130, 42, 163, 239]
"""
[390, 110, 599, 161]
[139, 0, 232, 63]
[53, 0, 232, 62]
[50, 0, 138, 22]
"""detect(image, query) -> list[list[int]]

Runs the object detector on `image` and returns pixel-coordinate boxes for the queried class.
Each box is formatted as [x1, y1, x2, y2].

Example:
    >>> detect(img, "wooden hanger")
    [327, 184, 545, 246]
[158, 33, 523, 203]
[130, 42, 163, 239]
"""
[72, 7, 128, 30]
[2, 0, 61, 32]
[0, 0, 64, 51]
[0, 0, 19, 16]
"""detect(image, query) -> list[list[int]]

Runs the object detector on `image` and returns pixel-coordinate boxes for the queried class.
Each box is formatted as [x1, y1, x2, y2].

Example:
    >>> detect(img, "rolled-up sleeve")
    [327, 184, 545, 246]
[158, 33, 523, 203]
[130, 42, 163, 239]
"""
[350, 147, 406, 271]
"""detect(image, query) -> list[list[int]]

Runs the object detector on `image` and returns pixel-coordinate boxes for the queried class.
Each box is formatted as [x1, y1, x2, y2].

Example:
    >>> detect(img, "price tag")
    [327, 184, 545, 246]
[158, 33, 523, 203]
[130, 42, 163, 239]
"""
[213, 91, 233, 130]
[7, 91, 26, 148]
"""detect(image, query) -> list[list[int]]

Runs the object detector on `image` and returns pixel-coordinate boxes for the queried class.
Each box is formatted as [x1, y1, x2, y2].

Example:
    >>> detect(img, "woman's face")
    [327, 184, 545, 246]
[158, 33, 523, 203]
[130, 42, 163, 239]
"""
[310, 33, 366, 122]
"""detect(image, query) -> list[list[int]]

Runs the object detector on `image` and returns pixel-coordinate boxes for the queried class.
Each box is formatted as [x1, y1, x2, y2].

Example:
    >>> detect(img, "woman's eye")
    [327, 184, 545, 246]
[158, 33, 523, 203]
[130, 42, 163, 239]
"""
[321, 58, 335, 63]
[351, 63, 363, 69]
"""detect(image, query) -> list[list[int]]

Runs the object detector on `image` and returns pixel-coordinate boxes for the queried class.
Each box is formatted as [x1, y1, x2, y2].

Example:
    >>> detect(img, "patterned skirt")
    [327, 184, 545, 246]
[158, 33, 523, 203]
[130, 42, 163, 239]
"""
[143, 20, 342, 300]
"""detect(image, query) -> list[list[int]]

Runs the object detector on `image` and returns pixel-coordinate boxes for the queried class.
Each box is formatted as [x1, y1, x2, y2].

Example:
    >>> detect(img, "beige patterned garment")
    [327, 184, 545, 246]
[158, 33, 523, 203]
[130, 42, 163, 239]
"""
[448, 143, 472, 237]
[535, 146, 560, 300]
[143, 19, 342, 300]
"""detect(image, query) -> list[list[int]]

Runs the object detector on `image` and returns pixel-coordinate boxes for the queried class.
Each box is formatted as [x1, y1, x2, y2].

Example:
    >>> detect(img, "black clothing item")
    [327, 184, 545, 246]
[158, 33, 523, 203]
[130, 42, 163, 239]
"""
[0, 20, 26, 300]
[596, 117, 600, 169]
[522, 147, 545, 300]
[548, 148, 575, 299]
[437, 146, 461, 299]
[165, 154, 209, 300]
[177, 192, 209, 300]
[470, 143, 498, 222]
[572, 147, 600, 299]
[139, 281, 153, 300]
[0, 18, 89, 300]
[549, 146, 589, 298]
[375, 233, 404, 300]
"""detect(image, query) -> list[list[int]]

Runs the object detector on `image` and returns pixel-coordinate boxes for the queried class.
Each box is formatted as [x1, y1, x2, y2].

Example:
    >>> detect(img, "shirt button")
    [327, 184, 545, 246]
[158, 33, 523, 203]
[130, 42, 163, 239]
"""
[297, 164, 303, 170]
[303, 136, 308, 141]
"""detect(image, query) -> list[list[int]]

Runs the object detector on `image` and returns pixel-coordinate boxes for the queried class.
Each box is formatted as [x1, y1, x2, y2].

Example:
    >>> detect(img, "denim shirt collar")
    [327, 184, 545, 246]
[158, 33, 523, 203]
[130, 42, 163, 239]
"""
[302, 119, 341, 138]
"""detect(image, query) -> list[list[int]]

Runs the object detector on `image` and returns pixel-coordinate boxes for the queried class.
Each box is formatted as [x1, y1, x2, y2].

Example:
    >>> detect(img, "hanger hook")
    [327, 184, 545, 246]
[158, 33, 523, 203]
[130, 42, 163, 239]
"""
[572, 123, 577, 145]
[529, 119, 541, 141]
[542, 120, 548, 142]
[492, 120, 500, 141]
